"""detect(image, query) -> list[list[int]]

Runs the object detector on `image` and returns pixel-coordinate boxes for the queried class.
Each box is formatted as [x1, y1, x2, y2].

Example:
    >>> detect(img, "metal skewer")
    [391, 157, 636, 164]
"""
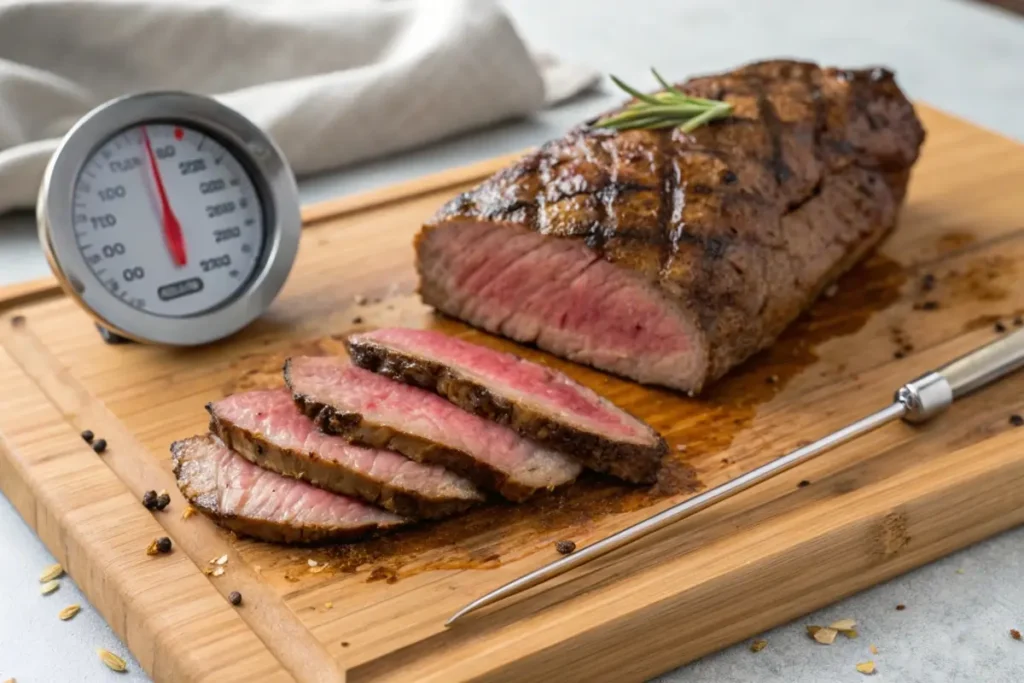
[447, 327, 1024, 627]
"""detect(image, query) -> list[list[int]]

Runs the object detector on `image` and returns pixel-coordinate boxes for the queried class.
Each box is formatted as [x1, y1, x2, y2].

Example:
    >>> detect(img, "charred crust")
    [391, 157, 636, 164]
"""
[346, 338, 668, 484]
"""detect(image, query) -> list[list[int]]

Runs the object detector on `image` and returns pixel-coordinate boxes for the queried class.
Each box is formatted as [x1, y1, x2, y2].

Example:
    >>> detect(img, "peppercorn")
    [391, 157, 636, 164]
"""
[92, 439, 107, 454]
[918, 300, 939, 311]
[141, 490, 158, 510]
[1010, 415, 1023, 427]
[894, 350, 905, 359]
[797, 480, 811, 488]
[896, 603, 906, 611]
[228, 591, 242, 606]
[555, 540, 576, 555]
[154, 493, 171, 511]
[994, 321, 1007, 333]
[155, 537, 172, 554]
[352, 316, 364, 324]
[921, 273, 936, 291]
[81, 429, 94, 443]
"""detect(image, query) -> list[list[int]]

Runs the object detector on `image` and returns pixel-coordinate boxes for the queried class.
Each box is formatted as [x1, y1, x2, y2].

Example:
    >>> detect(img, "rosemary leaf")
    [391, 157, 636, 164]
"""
[595, 68, 733, 133]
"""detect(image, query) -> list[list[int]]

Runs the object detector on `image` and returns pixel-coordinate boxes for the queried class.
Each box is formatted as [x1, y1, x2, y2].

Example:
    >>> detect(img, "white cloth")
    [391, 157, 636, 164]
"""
[0, 0, 597, 214]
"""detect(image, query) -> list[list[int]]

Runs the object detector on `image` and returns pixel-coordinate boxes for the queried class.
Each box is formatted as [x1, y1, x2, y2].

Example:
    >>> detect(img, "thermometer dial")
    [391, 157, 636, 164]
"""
[39, 93, 301, 345]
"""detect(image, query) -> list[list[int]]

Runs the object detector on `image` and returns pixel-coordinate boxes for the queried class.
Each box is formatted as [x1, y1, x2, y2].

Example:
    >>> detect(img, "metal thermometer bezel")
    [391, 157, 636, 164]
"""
[38, 91, 301, 346]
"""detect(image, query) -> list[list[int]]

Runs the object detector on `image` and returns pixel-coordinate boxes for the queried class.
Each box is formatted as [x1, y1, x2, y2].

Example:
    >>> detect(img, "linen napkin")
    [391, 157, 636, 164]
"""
[0, 0, 598, 214]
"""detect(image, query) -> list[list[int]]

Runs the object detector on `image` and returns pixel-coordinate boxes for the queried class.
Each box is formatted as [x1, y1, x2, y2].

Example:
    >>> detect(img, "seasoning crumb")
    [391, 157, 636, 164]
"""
[39, 563, 64, 583]
[749, 639, 767, 653]
[352, 316, 364, 324]
[766, 374, 779, 384]
[1010, 414, 1023, 427]
[896, 603, 906, 611]
[808, 626, 838, 644]
[341, 642, 350, 648]
[869, 644, 879, 654]
[921, 273, 936, 291]
[855, 661, 876, 675]
[1014, 316, 1023, 327]
[253, 564, 262, 575]
[154, 493, 171, 511]
[181, 505, 196, 520]
[829, 619, 856, 631]
[309, 563, 329, 574]
[797, 480, 811, 488]
[675, 444, 687, 452]
[228, 591, 242, 606]
[914, 300, 940, 311]
[1011, 629, 1021, 641]
[97, 648, 127, 672]
[141, 490, 158, 510]
[81, 429, 94, 443]
[995, 321, 1007, 333]
[324, 601, 333, 610]
[211, 567, 225, 578]
[308, 559, 319, 567]
[354, 294, 367, 305]
[40, 580, 60, 595]
[147, 537, 172, 555]
[91, 439, 107, 454]
[59, 604, 81, 621]
[555, 540, 576, 555]
[212, 554, 229, 566]
[894, 349, 905, 359]
[823, 283, 839, 298]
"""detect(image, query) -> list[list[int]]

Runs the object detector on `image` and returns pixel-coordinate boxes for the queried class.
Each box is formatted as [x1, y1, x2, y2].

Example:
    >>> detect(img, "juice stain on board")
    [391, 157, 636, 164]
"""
[224, 253, 905, 582]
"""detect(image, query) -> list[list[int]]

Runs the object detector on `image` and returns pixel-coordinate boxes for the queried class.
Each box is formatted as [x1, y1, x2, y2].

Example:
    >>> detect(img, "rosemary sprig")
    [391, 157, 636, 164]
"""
[594, 68, 733, 133]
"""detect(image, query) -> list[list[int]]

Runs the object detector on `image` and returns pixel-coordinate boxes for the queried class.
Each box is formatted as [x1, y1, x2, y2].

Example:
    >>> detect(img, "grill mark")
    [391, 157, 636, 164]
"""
[585, 138, 620, 252]
[656, 132, 680, 277]
[754, 79, 791, 186]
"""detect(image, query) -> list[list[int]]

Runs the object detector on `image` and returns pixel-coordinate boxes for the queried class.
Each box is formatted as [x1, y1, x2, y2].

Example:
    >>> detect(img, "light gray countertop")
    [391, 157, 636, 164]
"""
[2, 0, 1023, 680]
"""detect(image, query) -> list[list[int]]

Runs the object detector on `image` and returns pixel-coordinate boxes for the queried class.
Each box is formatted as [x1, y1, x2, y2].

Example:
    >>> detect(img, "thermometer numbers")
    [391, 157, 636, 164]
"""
[72, 124, 265, 317]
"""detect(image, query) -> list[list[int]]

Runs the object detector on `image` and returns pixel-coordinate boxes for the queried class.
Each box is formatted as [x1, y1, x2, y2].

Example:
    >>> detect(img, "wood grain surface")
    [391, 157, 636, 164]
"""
[0, 104, 1022, 682]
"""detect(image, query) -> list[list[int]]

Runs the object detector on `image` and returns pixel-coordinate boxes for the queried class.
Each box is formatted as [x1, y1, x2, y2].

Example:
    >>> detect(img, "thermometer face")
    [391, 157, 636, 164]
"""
[73, 124, 265, 317]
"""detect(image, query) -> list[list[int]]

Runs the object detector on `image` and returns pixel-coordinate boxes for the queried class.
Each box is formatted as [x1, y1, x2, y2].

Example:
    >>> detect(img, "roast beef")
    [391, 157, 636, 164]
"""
[416, 60, 925, 393]
[347, 327, 668, 483]
[171, 434, 404, 543]
[208, 389, 483, 519]
[284, 355, 582, 501]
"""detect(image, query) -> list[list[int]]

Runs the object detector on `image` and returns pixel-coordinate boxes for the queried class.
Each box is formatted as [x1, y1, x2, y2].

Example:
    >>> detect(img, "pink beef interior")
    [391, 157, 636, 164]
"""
[212, 389, 480, 500]
[287, 356, 581, 488]
[355, 327, 657, 444]
[178, 435, 403, 527]
[417, 221, 707, 390]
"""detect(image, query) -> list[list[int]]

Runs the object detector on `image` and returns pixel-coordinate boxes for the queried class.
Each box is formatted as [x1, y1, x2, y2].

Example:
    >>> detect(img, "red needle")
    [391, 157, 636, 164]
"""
[142, 127, 187, 267]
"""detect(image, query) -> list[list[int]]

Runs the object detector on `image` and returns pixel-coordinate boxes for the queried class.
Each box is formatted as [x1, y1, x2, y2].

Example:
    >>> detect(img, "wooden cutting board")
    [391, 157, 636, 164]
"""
[1, 104, 1023, 683]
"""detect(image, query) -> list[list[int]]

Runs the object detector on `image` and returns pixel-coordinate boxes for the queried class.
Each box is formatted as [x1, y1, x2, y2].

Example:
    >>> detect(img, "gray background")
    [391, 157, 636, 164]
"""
[2, 0, 1023, 680]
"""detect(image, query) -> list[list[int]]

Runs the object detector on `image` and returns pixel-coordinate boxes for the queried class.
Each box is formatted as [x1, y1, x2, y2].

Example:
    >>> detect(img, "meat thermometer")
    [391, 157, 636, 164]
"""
[37, 92, 301, 345]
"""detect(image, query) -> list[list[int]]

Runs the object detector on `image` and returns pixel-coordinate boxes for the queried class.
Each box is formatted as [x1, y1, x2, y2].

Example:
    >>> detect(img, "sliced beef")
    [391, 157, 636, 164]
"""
[208, 389, 483, 519]
[171, 434, 404, 543]
[416, 60, 925, 393]
[284, 355, 582, 501]
[347, 327, 668, 483]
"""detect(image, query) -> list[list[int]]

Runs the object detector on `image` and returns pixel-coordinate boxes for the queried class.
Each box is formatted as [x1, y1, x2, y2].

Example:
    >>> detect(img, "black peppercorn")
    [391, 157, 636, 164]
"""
[797, 480, 811, 488]
[894, 349, 905, 359]
[920, 273, 936, 291]
[91, 438, 107, 454]
[228, 591, 242, 606]
[154, 493, 171, 511]
[995, 321, 1007, 333]
[352, 316, 364, 324]
[141, 490, 158, 510]
[722, 170, 738, 184]
[81, 429, 94, 444]
[155, 537, 172, 554]
[1010, 414, 1024, 427]
[555, 540, 576, 555]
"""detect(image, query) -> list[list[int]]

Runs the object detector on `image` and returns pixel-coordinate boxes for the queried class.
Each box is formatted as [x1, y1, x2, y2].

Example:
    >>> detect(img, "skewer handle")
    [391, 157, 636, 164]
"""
[899, 327, 1024, 422]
